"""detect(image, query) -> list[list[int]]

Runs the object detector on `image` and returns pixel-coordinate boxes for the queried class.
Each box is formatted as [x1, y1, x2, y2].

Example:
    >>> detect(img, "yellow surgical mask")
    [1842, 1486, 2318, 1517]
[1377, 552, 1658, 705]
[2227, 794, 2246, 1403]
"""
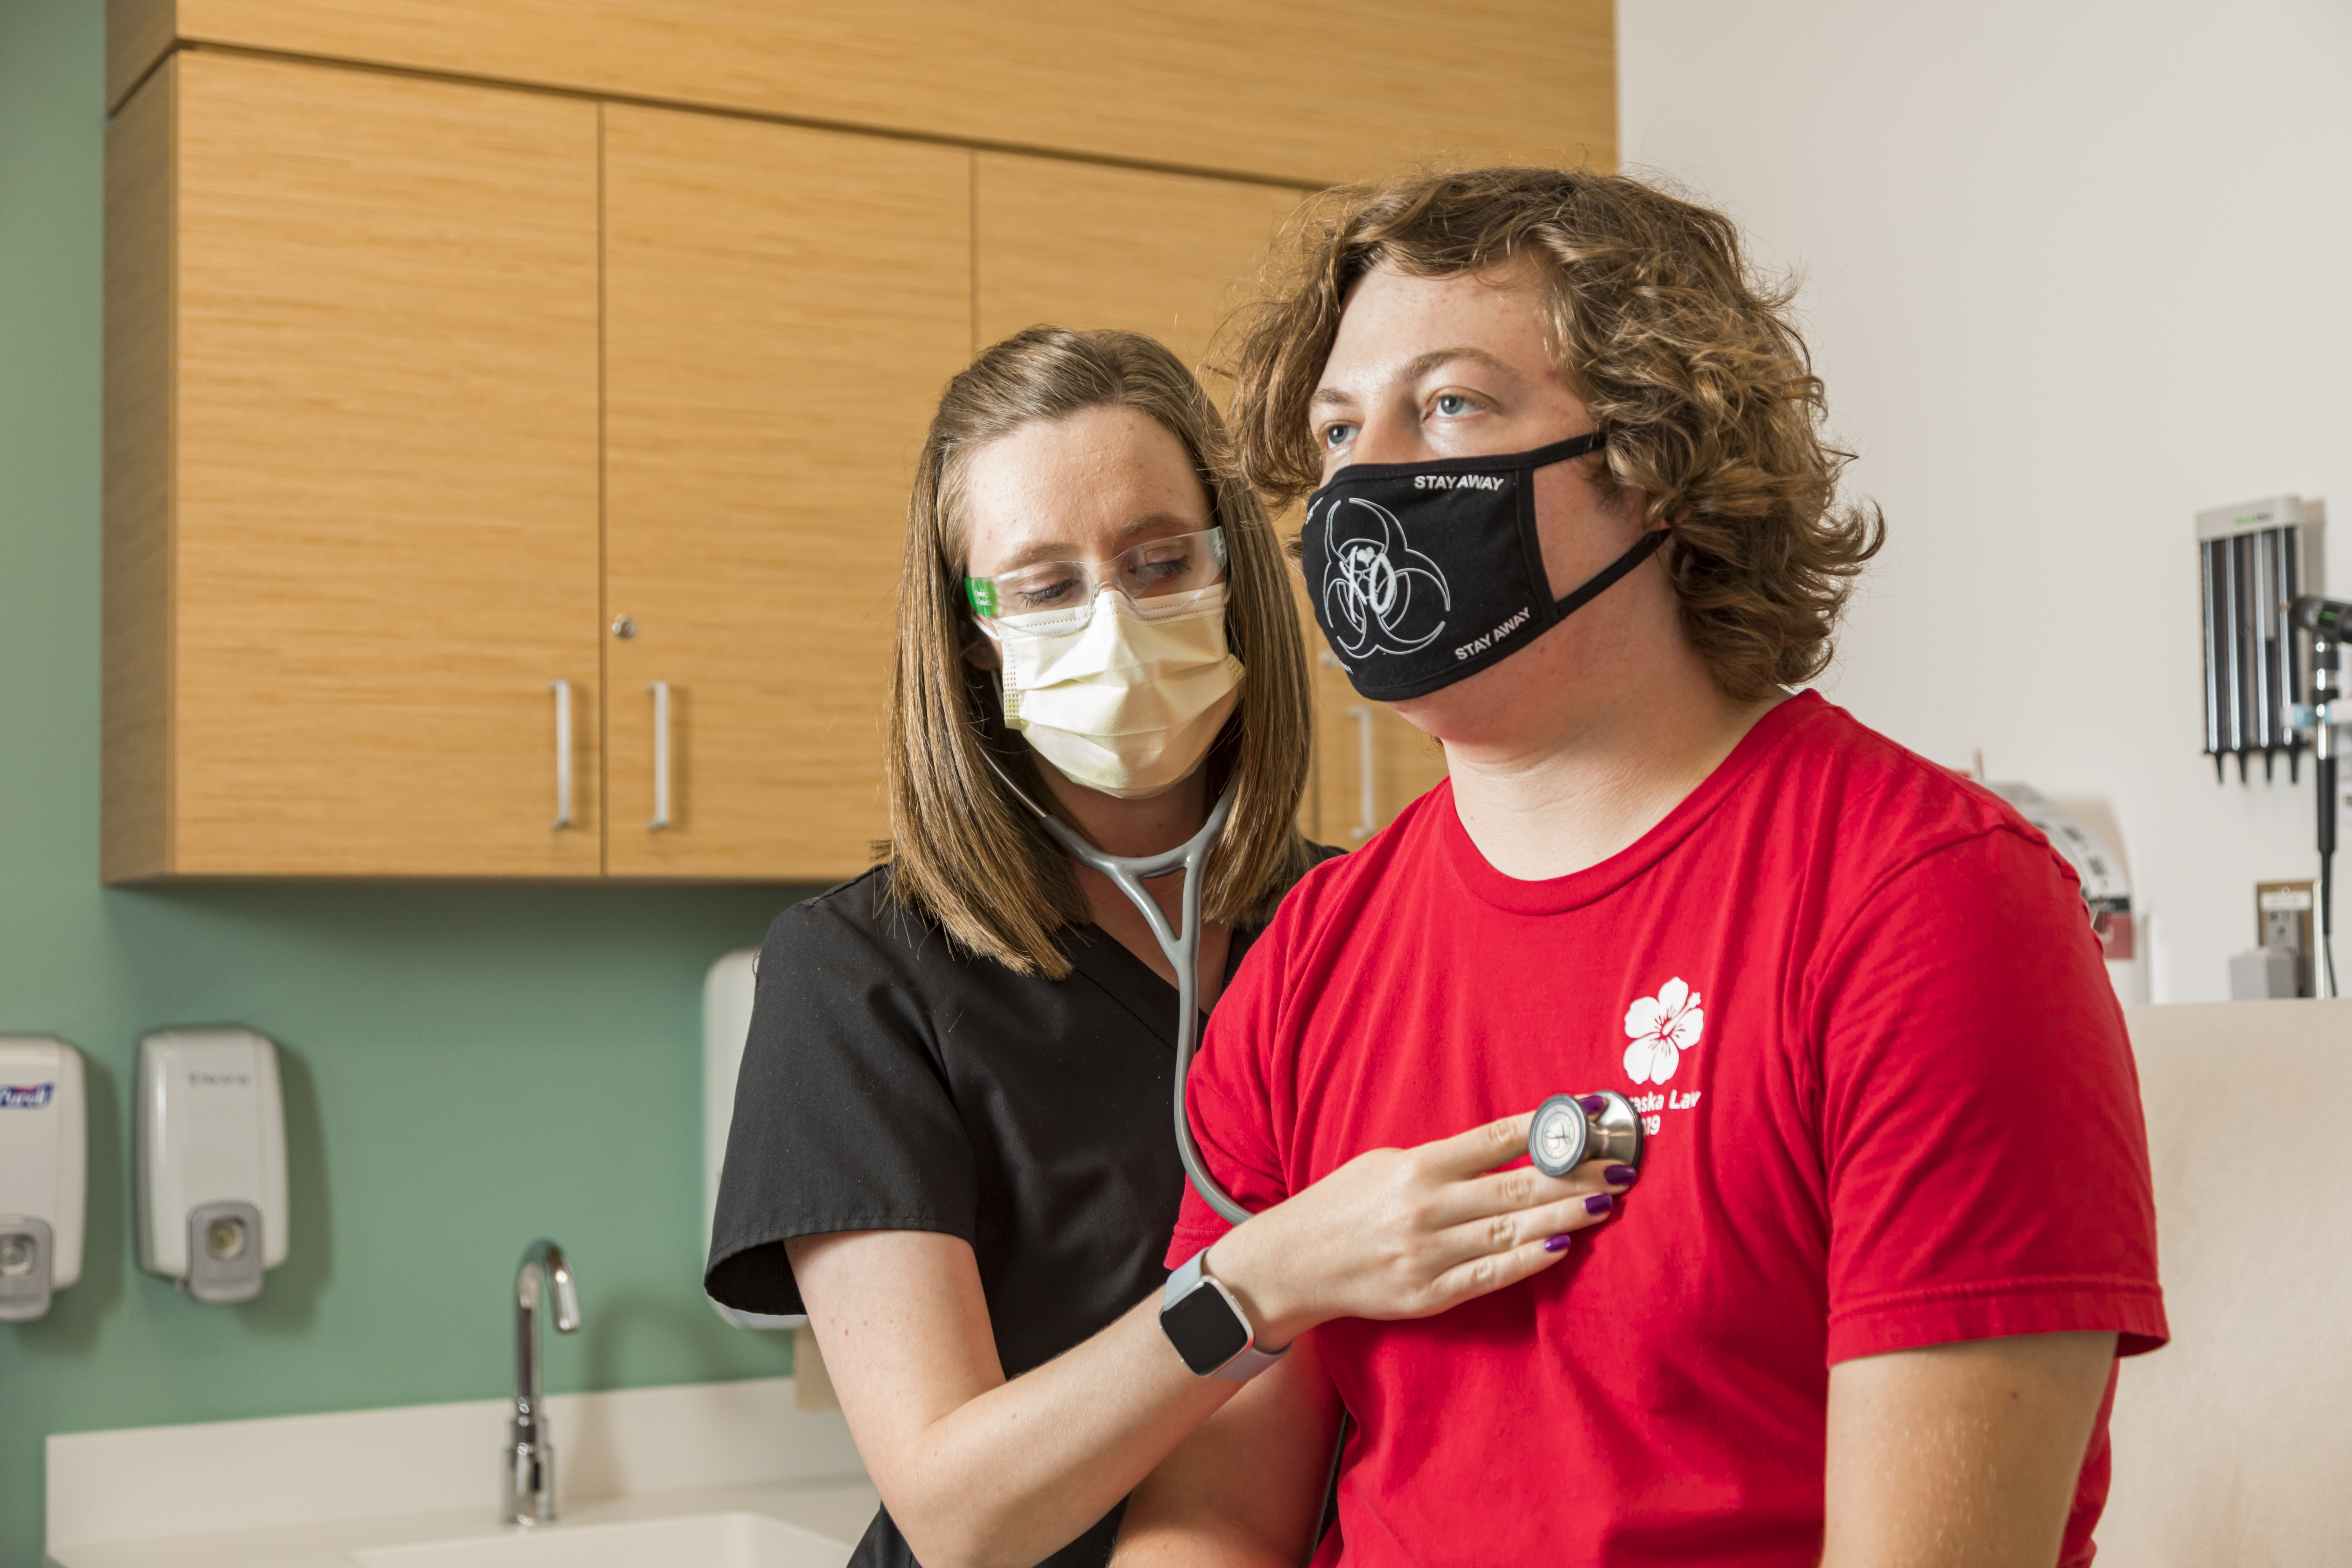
[983, 583, 1244, 799]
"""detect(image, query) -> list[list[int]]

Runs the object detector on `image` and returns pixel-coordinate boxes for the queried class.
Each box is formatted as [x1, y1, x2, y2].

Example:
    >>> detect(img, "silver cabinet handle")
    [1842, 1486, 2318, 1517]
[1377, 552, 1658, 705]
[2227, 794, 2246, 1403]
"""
[550, 679, 573, 830]
[649, 681, 672, 832]
[1348, 704, 1376, 841]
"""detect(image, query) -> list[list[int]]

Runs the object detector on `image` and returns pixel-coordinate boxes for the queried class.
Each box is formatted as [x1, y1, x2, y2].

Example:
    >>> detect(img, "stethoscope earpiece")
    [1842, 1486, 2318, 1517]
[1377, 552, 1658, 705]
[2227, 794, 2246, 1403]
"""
[1528, 1090, 1644, 1178]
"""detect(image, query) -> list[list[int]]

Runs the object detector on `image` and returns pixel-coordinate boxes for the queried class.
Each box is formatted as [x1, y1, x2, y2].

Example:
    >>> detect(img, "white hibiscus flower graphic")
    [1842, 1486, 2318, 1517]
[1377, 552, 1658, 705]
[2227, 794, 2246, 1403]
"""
[1623, 977, 1704, 1085]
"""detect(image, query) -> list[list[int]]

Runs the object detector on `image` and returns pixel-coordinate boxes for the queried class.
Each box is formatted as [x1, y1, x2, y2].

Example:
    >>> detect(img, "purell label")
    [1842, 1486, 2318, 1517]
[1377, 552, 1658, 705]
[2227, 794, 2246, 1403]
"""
[0, 1084, 55, 1109]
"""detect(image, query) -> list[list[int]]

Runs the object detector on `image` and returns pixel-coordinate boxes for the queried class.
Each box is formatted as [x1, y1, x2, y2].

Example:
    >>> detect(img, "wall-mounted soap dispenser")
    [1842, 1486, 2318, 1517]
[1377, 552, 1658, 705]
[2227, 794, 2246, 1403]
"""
[136, 1029, 288, 1303]
[0, 1036, 87, 1322]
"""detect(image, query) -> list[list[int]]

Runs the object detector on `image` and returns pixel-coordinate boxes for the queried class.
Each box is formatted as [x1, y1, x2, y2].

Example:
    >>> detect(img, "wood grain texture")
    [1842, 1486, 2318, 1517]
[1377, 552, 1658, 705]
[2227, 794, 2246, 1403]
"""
[1308, 645, 1450, 848]
[103, 59, 177, 881]
[105, 0, 178, 112]
[140, 0, 1615, 186]
[161, 53, 603, 876]
[974, 154, 1304, 373]
[601, 107, 971, 881]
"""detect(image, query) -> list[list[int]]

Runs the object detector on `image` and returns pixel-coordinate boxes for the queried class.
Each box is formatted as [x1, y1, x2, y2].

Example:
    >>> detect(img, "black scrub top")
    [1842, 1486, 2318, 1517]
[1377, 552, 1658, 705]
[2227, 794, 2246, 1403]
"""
[706, 863, 1271, 1568]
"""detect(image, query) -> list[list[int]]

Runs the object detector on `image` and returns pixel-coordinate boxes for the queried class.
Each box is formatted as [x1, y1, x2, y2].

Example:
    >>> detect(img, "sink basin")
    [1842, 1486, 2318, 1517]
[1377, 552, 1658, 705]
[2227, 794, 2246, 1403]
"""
[351, 1513, 854, 1568]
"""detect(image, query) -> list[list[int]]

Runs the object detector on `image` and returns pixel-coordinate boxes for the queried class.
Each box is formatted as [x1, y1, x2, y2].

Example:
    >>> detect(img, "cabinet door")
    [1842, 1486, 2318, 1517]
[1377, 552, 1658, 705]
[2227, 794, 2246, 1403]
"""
[106, 52, 603, 878]
[974, 154, 1303, 373]
[603, 110, 972, 881]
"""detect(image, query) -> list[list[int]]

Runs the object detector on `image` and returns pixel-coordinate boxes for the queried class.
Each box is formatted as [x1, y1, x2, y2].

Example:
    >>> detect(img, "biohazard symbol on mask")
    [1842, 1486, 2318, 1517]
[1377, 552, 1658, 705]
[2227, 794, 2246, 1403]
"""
[1316, 496, 1452, 659]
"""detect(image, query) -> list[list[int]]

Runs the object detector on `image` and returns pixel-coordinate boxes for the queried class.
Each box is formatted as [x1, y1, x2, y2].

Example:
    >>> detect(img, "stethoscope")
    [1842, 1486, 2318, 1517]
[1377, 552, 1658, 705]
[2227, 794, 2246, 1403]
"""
[992, 764, 1646, 1222]
[1028, 782, 1253, 1224]
[1528, 1090, 1644, 1178]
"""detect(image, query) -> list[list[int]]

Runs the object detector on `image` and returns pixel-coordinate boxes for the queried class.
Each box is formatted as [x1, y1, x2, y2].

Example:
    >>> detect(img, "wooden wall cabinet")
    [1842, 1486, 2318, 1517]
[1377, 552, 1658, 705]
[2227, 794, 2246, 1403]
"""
[105, 51, 604, 879]
[106, 59, 977, 883]
[105, 1, 1616, 878]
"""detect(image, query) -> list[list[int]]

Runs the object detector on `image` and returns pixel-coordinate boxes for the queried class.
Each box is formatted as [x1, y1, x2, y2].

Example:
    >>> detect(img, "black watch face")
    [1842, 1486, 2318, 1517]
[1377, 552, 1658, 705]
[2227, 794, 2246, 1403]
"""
[1162, 1282, 1252, 1374]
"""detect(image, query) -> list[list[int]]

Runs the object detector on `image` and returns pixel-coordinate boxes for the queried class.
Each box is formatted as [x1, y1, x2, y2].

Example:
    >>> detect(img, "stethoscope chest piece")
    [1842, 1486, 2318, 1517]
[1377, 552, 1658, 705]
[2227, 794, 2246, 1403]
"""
[1528, 1090, 1644, 1178]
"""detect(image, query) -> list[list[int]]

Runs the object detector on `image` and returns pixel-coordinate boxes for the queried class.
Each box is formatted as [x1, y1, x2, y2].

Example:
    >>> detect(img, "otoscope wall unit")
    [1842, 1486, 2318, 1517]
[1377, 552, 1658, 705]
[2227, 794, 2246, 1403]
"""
[135, 1028, 289, 1303]
[2199, 495, 2326, 782]
[0, 1037, 87, 1323]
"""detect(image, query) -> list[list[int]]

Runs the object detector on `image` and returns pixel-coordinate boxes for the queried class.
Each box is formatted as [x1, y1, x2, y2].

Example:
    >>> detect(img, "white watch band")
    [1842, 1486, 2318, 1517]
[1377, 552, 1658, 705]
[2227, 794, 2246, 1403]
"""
[1164, 1249, 1289, 1382]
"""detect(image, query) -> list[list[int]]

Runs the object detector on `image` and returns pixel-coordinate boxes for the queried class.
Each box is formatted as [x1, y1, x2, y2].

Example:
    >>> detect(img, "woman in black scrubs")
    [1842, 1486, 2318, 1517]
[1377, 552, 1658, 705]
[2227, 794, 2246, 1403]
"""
[707, 329, 1624, 1568]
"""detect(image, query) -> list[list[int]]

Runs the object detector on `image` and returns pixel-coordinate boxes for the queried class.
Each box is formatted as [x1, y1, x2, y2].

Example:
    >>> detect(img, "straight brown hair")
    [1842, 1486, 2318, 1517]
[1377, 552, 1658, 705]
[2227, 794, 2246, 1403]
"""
[885, 327, 1319, 978]
[1225, 166, 1883, 702]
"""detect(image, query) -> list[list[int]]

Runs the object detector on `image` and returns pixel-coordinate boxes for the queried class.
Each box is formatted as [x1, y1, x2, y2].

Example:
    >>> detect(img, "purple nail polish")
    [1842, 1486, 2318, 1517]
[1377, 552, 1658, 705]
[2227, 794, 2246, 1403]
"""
[1578, 1094, 1608, 1115]
[1542, 1233, 1574, 1252]
[1584, 1193, 1614, 1216]
[1605, 1165, 1639, 1186]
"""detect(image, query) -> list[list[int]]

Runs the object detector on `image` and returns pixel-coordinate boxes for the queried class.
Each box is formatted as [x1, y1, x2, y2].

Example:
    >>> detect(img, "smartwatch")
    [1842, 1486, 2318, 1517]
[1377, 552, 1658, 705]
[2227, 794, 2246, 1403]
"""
[1159, 1249, 1288, 1381]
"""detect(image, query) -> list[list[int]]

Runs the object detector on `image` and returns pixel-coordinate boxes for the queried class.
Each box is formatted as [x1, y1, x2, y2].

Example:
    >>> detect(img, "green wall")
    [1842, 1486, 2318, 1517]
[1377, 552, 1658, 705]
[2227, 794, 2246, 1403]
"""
[0, 4, 805, 1559]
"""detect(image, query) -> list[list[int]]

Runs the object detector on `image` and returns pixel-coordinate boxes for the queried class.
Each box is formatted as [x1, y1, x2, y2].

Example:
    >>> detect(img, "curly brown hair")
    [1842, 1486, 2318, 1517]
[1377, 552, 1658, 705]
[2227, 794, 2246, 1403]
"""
[1223, 166, 1883, 701]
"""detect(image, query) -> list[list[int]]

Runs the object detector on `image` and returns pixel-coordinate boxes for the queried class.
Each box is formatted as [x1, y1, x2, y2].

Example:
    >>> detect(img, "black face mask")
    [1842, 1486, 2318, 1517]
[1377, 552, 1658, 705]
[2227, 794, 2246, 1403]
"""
[1300, 431, 1668, 703]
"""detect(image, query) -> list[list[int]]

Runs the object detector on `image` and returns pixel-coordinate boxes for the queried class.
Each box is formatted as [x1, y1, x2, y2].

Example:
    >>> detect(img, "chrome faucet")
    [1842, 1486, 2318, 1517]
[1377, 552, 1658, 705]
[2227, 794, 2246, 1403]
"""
[503, 1238, 581, 1525]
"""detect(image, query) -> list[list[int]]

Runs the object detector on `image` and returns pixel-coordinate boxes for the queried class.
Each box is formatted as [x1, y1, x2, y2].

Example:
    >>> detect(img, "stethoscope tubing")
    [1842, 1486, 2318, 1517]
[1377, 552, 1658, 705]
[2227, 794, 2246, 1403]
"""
[1008, 769, 1640, 1229]
[1035, 787, 1252, 1226]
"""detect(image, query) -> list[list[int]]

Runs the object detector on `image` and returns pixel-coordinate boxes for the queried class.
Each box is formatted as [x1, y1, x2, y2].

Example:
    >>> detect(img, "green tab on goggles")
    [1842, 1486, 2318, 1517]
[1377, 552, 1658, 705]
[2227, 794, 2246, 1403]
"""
[965, 527, 1228, 622]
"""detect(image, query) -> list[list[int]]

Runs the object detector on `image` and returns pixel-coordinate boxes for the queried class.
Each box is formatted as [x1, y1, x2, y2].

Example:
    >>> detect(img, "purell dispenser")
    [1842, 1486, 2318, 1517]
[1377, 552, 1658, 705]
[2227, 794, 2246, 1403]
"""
[0, 1037, 88, 1322]
[136, 1029, 289, 1303]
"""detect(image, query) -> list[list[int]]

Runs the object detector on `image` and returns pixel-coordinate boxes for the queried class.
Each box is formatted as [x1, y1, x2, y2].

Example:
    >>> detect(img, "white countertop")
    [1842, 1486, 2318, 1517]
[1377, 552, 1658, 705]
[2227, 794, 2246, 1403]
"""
[47, 1377, 873, 1568]
[48, 1479, 882, 1568]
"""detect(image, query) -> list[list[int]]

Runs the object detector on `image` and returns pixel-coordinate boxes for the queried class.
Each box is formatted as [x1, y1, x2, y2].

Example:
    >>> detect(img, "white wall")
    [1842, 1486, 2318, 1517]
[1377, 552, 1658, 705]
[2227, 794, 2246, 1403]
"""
[1620, 0, 2352, 1001]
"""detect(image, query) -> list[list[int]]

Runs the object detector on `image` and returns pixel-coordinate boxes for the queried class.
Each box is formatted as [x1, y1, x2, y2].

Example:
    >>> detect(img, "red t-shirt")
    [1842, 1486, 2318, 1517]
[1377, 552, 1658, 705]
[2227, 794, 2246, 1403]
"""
[1170, 693, 2167, 1567]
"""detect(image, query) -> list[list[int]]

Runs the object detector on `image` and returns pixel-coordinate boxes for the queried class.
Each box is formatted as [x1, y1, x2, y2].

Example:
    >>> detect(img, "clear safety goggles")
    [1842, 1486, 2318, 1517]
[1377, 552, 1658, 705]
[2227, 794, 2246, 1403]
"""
[965, 527, 1227, 625]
